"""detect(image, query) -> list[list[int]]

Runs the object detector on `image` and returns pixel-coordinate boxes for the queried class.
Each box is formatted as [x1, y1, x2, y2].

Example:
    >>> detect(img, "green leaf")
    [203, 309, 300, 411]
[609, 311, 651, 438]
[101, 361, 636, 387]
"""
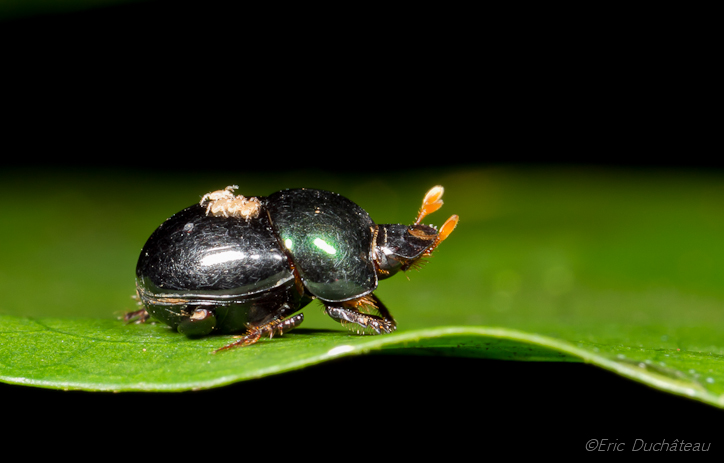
[3, 316, 724, 408]
[1, 316, 575, 391]
[2, 166, 724, 408]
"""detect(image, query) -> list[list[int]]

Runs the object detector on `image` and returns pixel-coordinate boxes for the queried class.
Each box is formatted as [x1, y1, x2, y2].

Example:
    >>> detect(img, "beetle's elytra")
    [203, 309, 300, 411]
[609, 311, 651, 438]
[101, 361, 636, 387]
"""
[125, 185, 458, 351]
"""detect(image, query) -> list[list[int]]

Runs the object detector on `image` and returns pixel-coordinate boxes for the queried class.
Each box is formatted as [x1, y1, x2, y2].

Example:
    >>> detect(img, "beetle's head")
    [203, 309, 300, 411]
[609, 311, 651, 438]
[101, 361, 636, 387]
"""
[373, 185, 458, 279]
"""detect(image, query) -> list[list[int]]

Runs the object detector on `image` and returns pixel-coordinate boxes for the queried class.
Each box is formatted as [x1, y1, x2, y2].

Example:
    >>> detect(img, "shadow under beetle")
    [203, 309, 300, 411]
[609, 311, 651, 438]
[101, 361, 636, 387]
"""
[125, 185, 458, 351]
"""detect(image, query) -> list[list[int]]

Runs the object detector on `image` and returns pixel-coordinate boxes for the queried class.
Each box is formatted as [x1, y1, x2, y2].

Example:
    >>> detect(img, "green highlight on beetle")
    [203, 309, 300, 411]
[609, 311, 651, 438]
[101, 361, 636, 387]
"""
[313, 238, 337, 255]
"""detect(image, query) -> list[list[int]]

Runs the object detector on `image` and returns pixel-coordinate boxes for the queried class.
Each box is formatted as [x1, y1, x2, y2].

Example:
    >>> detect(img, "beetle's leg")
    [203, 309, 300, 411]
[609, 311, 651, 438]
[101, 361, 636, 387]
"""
[214, 313, 304, 353]
[123, 307, 150, 324]
[324, 293, 397, 335]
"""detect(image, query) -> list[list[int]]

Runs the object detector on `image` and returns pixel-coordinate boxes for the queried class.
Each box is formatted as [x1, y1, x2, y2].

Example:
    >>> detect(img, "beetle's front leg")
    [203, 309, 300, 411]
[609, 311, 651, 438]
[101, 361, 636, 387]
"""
[324, 293, 397, 335]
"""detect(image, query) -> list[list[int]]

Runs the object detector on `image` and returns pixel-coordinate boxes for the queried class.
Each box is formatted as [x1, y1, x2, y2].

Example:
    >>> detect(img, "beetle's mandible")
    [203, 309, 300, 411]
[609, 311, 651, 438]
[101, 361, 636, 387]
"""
[125, 185, 458, 351]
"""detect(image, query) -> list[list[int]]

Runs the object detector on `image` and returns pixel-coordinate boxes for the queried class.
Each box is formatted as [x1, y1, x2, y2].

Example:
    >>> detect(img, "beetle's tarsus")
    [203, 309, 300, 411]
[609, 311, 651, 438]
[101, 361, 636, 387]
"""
[214, 313, 304, 352]
[123, 308, 150, 324]
[324, 294, 397, 335]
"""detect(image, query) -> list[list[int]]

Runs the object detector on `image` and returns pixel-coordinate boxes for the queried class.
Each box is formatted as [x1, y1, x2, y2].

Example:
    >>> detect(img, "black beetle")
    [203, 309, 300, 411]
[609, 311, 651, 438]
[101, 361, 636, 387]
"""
[125, 185, 458, 351]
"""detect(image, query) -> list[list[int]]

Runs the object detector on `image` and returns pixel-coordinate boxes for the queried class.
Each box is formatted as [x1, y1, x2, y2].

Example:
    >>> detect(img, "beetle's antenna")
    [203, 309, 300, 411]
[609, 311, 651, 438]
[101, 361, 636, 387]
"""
[423, 214, 459, 256]
[415, 185, 445, 224]
[438, 214, 459, 242]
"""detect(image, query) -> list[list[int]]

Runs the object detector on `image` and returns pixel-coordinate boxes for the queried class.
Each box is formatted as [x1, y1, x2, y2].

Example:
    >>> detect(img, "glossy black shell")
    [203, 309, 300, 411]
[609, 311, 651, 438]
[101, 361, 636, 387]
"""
[135, 188, 378, 335]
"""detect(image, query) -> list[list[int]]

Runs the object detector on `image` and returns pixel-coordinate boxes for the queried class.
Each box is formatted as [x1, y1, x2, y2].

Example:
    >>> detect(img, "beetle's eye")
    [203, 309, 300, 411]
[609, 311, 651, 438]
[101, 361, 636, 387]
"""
[374, 247, 404, 278]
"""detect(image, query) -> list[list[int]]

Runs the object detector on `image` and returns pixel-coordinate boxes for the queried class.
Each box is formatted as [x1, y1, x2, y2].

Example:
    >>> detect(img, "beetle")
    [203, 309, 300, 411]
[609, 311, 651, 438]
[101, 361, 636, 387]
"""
[125, 184, 458, 351]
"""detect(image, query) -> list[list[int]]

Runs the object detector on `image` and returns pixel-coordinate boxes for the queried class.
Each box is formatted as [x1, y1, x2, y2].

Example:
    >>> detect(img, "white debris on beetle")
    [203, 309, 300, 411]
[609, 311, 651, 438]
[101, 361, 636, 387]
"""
[200, 185, 261, 219]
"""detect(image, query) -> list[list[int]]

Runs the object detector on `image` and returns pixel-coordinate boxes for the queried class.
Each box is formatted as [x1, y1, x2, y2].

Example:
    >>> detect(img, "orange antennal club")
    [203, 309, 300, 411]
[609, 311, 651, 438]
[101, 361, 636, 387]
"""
[415, 185, 445, 224]
[424, 214, 459, 257]
[438, 214, 459, 243]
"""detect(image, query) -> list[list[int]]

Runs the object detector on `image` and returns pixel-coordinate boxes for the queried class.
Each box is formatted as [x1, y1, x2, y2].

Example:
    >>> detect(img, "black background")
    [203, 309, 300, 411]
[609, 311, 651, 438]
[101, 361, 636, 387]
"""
[1, 1, 718, 172]
[2, 1, 721, 455]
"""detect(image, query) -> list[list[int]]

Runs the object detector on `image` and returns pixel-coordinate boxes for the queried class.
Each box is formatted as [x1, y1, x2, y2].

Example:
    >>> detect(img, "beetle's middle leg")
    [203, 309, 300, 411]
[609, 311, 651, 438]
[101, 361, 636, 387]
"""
[214, 313, 304, 352]
[324, 293, 397, 335]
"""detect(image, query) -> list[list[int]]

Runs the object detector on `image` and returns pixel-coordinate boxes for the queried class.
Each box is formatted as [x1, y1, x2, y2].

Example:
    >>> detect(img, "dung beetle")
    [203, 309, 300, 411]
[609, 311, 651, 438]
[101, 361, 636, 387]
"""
[125, 185, 458, 351]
